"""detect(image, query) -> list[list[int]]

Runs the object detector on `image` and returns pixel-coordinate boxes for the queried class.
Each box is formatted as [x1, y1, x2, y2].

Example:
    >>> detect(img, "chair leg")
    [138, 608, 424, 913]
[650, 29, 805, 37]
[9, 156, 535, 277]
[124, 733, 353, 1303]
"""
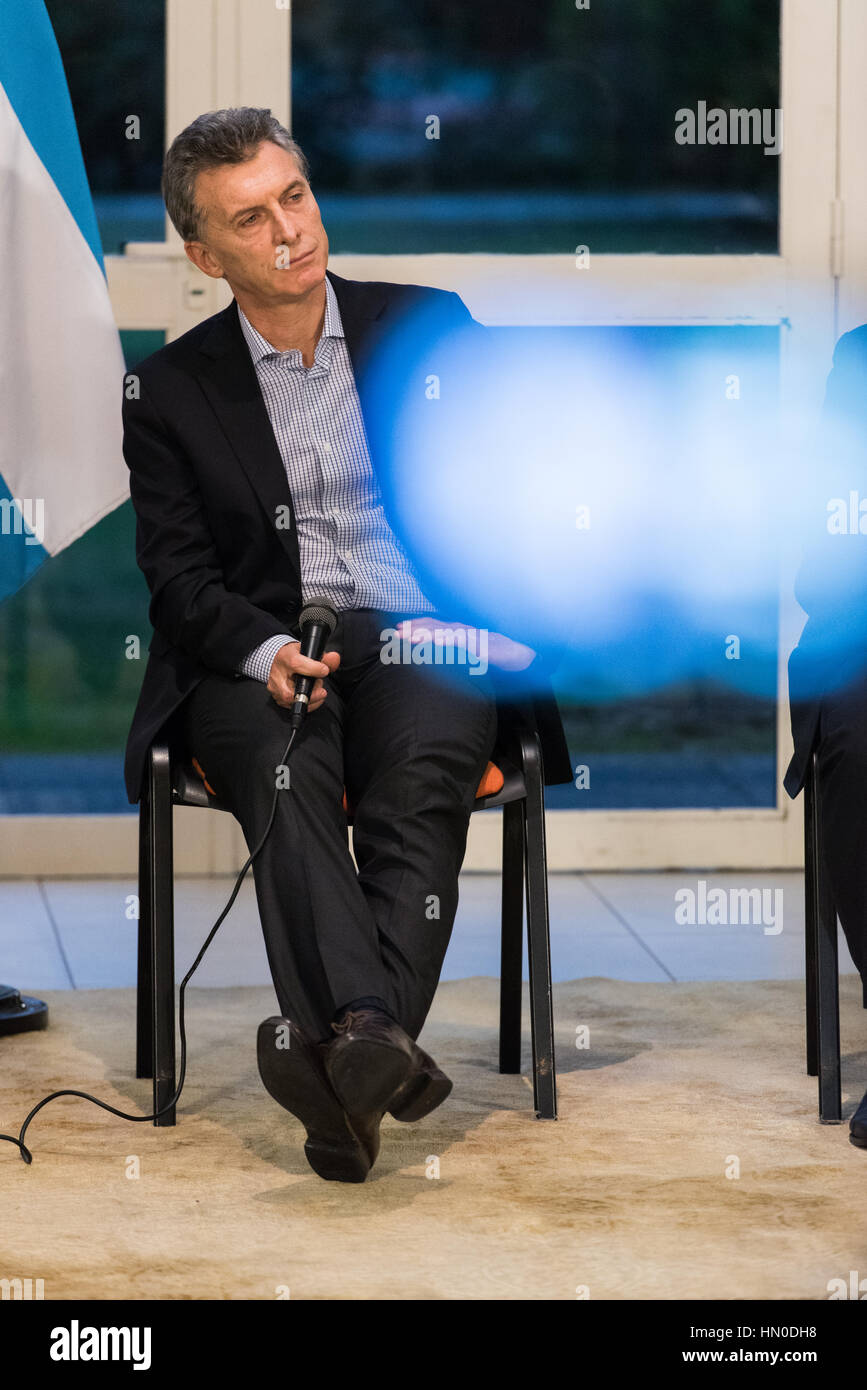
[811, 752, 842, 1123]
[136, 776, 154, 1080]
[499, 799, 524, 1075]
[804, 755, 818, 1078]
[147, 744, 177, 1126]
[520, 731, 557, 1120]
[815, 865, 841, 1124]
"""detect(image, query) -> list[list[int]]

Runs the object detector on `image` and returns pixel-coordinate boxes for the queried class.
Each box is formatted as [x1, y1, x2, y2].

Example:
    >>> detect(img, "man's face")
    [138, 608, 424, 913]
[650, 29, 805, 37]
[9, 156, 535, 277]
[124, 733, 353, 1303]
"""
[185, 140, 329, 303]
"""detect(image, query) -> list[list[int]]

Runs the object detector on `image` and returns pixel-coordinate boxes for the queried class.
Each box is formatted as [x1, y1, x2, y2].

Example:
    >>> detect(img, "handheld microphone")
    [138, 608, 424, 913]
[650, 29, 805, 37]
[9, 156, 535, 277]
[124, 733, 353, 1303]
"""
[290, 597, 338, 728]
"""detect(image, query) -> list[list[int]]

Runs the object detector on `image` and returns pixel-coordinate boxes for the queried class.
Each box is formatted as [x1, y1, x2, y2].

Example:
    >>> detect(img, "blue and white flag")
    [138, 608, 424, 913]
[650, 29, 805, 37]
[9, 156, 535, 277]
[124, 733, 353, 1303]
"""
[0, 0, 128, 600]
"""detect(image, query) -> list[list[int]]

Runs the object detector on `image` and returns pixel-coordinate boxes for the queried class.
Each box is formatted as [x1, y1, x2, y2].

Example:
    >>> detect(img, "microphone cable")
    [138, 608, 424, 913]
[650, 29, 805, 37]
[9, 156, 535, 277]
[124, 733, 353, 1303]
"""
[0, 726, 298, 1164]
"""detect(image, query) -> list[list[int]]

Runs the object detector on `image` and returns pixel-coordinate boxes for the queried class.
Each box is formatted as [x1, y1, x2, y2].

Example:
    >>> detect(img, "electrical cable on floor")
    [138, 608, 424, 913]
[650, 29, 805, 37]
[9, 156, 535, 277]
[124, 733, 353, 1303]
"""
[0, 727, 298, 1164]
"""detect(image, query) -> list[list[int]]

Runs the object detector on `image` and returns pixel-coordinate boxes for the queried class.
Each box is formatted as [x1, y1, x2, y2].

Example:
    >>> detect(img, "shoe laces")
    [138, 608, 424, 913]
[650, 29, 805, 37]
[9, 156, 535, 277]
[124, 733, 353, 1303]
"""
[330, 1009, 368, 1035]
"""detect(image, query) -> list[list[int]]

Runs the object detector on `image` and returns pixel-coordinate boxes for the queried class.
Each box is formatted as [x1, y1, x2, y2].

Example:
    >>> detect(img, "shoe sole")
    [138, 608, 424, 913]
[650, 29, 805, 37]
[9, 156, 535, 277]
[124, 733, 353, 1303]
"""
[325, 1037, 414, 1116]
[303, 1135, 369, 1182]
[849, 1130, 867, 1149]
[257, 1019, 370, 1183]
[390, 1071, 453, 1123]
[346, 1109, 383, 1167]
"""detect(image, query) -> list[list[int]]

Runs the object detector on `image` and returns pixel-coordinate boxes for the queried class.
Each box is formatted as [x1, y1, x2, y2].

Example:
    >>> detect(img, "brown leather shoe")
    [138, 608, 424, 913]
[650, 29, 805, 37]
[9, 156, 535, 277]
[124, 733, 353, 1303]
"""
[850, 1085, 867, 1149]
[347, 1104, 384, 1168]
[257, 1017, 370, 1183]
[324, 1008, 453, 1123]
[323, 1007, 416, 1116]
[314, 1040, 384, 1169]
[388, 1045, 453, 1123]
[338, 1055, 453, 1172]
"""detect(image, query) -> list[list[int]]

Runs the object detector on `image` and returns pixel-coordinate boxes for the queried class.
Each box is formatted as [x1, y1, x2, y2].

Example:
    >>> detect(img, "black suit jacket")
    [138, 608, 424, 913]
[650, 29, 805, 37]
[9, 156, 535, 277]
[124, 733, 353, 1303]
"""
[123, 270, 572, 803]
[784, 323, 867, 797]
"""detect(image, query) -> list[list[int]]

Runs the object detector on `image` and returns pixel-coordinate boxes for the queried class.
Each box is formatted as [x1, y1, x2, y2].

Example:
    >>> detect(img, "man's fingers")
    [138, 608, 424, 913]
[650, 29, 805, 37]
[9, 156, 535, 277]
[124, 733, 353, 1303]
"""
[268, 676, 330, 711]
[291, 654, 331, 679]
[268, 648, 339, 710]
[285, 648, 340, 678]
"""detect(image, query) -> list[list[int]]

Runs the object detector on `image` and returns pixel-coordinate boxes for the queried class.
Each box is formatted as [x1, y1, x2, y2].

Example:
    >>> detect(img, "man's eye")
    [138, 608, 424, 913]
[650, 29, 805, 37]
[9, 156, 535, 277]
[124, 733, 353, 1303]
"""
[242, 214, 257, 225]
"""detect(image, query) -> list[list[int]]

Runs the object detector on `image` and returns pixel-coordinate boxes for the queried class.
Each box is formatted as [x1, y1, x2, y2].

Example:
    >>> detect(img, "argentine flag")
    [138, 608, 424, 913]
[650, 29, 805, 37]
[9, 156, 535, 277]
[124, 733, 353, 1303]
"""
[0, 0, 128, 600]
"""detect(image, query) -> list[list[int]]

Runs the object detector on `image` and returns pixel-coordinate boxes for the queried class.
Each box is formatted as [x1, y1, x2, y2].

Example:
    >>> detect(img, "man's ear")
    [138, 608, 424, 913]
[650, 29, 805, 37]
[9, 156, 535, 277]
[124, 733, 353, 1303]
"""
[184, 240, 223, 280]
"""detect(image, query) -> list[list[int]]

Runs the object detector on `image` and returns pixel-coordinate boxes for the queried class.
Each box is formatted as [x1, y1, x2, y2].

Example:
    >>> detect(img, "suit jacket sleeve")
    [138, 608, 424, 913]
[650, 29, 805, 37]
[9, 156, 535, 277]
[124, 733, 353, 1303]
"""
[123, 372, 292, 674]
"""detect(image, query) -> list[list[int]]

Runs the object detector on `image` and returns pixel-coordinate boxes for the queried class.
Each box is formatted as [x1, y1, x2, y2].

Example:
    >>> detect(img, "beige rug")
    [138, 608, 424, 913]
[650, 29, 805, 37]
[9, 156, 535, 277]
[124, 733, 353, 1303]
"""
[1, 978, 866, 1300]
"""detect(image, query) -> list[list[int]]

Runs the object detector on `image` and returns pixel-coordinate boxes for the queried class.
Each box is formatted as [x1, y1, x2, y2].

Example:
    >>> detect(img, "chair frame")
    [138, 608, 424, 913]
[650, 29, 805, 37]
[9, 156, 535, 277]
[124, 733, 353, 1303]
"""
[136, 728, 558, 1127]
[803, 746, 867, 1122]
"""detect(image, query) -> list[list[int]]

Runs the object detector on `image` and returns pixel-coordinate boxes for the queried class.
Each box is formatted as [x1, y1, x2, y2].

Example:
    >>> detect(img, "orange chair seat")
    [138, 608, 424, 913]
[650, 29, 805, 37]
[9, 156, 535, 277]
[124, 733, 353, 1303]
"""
[341, 760, 503, 814]
[476, 760, 505, 798]
[192, 756, 505, 809]
[191, 756, 217, 797]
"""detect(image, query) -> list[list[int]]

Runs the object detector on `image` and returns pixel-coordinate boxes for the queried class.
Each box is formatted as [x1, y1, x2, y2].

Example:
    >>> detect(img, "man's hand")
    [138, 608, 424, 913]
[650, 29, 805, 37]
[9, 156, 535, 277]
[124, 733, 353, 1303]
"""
[266, 643, 341, 710]
[396, 619, 536, 671]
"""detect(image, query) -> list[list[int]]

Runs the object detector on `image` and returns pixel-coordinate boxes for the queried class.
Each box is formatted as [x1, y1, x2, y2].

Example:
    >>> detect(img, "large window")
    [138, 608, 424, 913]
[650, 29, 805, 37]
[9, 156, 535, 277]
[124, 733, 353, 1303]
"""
[44, 0, 165, 254]
[547, 323, 780, 812]
[0, 334, 160, 814]
[2, 0, 843, 875]
[0, 3, 167, 815]
[292, 0, 780, 254]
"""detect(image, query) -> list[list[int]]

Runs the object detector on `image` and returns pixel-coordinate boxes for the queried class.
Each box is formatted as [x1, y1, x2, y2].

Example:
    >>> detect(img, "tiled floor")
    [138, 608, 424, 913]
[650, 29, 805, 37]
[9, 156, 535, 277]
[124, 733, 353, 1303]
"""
[0, 871, 857, 994]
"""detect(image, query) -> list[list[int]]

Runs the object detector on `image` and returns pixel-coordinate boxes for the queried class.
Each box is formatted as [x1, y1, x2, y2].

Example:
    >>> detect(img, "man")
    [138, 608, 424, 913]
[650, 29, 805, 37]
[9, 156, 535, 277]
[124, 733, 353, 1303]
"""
[123, 107, 572, 1182]
[785, 323, 867, 1149]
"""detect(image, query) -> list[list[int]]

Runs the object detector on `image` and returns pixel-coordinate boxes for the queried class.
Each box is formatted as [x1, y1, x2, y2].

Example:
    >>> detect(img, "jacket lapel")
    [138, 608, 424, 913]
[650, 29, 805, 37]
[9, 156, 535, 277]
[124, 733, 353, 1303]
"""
[327, 271, 407, 504]
[193, 300, 301, 569]
[191, 271, 393, 566]
[326, 269, 390, 384]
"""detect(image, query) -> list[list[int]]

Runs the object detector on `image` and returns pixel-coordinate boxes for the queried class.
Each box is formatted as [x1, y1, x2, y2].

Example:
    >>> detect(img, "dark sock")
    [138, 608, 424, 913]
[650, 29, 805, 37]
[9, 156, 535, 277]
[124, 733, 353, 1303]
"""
[332, 996, 394, 1025]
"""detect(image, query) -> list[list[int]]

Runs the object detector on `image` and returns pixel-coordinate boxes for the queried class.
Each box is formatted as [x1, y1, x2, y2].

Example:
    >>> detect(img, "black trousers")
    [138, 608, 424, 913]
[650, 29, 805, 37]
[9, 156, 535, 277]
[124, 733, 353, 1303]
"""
[182, 609, 498, 1043]
[813, 665, 867, 979]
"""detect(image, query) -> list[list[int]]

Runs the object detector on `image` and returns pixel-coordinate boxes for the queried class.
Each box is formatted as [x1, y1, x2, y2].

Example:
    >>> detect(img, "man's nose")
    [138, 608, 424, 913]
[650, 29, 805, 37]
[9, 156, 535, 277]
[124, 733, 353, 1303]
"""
[272, 206, 302, 243]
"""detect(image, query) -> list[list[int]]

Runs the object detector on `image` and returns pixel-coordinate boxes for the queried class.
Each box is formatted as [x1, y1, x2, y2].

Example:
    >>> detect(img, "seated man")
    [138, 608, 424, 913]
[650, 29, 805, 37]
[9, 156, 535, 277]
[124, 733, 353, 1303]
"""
[123, 107, 572, 1182]
[786, 323, 867, 1149]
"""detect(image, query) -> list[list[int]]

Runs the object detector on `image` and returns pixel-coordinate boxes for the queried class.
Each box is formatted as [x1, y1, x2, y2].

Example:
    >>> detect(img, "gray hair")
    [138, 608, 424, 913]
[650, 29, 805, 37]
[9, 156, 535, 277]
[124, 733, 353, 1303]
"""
[161, 107, 310, 242]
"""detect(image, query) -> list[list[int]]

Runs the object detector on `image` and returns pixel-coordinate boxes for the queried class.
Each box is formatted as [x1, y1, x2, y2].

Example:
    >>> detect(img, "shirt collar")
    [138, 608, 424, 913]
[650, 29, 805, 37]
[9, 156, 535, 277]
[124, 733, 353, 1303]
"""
[236, 273, 343, 366]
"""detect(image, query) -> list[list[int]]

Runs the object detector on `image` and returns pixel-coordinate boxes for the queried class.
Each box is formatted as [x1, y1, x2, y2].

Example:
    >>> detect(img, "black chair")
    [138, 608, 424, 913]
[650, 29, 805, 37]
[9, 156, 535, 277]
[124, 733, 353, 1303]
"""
[803, 746, 867, 1122]
[136, 729, 558, 1128]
